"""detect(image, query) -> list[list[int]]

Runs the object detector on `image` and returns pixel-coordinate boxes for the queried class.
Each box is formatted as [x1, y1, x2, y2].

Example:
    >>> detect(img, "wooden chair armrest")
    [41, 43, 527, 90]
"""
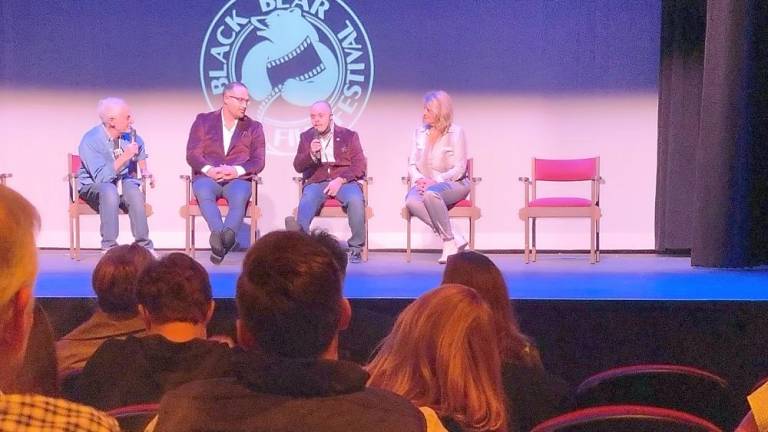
[596, 176, 606, 184]
[518, 176, 531, 183]
[292, 176, 304, 183]
[472, 176, 483, 183]
[179, 174, 191, 181]
[0, 173, 12, 179]
[364, 176, 373, 184]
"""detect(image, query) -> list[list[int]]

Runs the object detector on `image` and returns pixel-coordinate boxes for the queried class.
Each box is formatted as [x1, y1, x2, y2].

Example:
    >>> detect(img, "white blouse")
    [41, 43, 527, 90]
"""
[408, 124, 468, 183]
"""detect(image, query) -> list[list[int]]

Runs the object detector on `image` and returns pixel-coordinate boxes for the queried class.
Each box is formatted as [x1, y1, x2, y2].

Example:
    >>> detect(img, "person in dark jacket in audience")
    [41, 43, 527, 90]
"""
[153, 231, 425, 432]
[56, 244, 154, 378]
[76, 253, 231, 411]
[442, 251, 574, 431]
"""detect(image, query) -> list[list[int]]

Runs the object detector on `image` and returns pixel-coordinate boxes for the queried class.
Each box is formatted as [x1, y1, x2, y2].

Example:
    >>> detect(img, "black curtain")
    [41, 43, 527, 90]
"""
[656, 0, 768, 267]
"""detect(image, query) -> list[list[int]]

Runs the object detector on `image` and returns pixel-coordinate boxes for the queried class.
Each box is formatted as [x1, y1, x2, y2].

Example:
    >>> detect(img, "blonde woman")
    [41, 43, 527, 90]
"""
[443, 252, 573, 431]
[406, 90, 470, 264]
[367, 284, 507, 432]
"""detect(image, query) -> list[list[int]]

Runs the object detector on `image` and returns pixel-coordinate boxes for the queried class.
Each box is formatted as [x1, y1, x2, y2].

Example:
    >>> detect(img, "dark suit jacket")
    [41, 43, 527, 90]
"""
[293, 125, 366, 185]
[186, 110, 266, 177]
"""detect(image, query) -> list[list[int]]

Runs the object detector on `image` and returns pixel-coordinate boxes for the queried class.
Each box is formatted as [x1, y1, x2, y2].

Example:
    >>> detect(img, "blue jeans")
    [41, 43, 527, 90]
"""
[192, 177, 252, 233]
[79, 180, 153, 250]
[297, 181, 365, 252]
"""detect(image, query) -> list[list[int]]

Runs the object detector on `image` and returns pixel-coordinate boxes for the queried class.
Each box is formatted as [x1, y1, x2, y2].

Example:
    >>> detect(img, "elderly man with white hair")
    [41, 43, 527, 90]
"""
[77, 97, 156, 254]
[0, 185, 120, 431]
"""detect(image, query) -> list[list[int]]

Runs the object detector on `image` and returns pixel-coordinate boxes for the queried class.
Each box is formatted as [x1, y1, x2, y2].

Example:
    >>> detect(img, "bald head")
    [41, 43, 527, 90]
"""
[310, 101, 333, 133]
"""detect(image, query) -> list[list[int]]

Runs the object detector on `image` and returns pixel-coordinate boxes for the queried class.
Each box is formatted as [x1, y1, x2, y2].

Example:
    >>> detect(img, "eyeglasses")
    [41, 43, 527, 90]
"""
[227, 95, 251, 106]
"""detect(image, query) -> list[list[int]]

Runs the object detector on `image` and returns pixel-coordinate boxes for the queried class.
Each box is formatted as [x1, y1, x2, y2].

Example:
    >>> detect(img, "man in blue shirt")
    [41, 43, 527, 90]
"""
[77, 97, 156, 253]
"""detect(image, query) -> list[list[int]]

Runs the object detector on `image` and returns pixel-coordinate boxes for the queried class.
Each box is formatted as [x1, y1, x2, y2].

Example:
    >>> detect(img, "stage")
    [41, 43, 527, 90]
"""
[36, 249, 768, 301]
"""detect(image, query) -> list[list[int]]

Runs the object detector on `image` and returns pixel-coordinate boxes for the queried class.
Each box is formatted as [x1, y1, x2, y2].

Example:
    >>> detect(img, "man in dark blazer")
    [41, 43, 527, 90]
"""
[186, 82, 266, 264]
[291, 101, 367, 263]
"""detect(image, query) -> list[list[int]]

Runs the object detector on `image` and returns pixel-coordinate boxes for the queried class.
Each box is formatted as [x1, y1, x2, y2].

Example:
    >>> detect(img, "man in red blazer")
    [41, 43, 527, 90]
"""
[291, 101, 367, 263]
[186, 82, 266, 264]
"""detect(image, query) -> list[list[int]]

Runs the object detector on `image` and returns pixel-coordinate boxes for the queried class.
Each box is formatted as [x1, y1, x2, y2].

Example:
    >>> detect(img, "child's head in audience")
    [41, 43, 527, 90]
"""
[236, 230, 350, 359]
[443, 251, 539, 366]
[367, 284, 507, 432]
[136, 252, 214, 333]
[0, 185, 40, 389]
[92, 243, 154, 318]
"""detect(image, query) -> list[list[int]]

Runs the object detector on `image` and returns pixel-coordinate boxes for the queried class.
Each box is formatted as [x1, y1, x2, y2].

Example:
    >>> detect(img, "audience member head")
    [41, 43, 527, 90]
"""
[310, 229, 348, 278]
[136, 253, 214, 335]
[422, 90, 454, 134]
[236, 230, 351, 359]
[92, 243, 154, 317]
[367, 284, 506, 432]
[0, 185, 40, 389]
[443, 251, 539, 366]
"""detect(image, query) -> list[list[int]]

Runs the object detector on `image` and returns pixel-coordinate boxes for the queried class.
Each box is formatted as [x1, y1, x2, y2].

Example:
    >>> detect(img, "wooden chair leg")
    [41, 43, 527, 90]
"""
[596, 217, 601, 262]
[184, 212, 191, 255]
[590, 216, 596, 264]
[250, 213, 257, 249]
[363, 212, 369, 262]
[406, 215, 412, 263]
[190, 216, 196, 258]
[532, 217, 537, 262]
[469, 217, 476, 250]
[68, 214, 75, 260]
[524, 217, 530, 264]
[75, 215, 81, 261]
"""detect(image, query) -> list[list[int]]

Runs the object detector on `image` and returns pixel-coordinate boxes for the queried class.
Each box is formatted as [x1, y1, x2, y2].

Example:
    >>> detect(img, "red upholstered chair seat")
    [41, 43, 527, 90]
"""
[452, 199, 472, 207]
[323, 198, 343, 207]
[529, 197, 593, 207]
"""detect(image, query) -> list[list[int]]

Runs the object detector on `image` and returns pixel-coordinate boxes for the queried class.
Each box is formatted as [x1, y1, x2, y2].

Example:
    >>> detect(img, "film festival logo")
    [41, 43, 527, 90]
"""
[200, 0, 375, 155]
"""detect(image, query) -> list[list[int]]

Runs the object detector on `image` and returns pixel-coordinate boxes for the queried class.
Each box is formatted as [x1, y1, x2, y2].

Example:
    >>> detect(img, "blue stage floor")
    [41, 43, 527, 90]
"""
[36, 249, 768, 301]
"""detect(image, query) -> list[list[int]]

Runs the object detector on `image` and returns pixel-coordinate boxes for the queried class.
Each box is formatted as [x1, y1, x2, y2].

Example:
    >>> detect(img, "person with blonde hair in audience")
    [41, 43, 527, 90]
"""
[405, 90, 471, 264]
[57, 243, 154, 378]
[442, 251, 573, 431]
[0, 185, 119, 431]
[367, 284, 507, 432]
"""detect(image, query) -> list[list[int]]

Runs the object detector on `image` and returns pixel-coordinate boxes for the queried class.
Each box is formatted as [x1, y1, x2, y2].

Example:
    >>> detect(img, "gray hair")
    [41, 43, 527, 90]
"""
[96, 97, 127, 123]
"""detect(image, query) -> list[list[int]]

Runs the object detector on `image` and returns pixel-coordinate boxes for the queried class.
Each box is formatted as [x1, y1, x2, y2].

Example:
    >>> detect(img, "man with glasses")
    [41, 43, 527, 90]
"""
[186, 82, 266, 264]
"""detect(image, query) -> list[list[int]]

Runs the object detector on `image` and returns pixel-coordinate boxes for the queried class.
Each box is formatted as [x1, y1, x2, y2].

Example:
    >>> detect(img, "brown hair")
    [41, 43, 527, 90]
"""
[92, 244, 154, 316]
[367, 284, 507, 432]
[443, 251, 541, 367]
[237, 230, 342, 358]
[136, 253, 212, 324]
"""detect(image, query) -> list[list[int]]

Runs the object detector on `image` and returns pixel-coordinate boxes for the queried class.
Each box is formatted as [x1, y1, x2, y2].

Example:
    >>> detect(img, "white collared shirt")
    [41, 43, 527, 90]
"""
[319, 129, 335, 163]
[222, 110, 238, 154]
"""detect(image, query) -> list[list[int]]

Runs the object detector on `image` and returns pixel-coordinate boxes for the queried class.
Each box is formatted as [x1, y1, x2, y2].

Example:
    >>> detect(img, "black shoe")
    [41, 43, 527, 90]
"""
[222, 228, 236, 251]
[349, 250, 362, 264]
[284, 216, 301, 232]
[210, 231, 225, 260]
[210, 251, 225, 265]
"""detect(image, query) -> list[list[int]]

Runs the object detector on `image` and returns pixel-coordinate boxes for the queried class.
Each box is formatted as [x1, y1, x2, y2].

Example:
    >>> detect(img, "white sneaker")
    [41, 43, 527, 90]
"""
[438, 240, 458, 264]
[451, 222, 468, 252]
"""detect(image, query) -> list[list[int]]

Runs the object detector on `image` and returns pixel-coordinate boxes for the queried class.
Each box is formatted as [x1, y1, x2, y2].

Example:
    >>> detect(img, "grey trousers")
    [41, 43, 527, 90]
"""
[405, 178, 471, 241]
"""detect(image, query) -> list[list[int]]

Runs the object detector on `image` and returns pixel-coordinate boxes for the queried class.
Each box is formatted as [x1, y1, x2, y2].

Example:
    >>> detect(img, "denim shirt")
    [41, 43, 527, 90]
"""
[77, 125, 147, 191]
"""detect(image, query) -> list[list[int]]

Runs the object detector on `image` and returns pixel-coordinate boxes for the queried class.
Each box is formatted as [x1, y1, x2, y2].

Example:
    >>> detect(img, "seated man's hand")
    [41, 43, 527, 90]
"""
[323, 177, 345, 197]
[206, 166, 222, 180]
[144, 171, 157, 188]
[125, 142, 140, 158]
[219, 165, 239, 181]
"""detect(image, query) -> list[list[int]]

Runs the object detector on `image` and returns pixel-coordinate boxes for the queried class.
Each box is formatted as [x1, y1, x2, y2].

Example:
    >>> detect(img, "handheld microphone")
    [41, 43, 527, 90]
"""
[129, 127, 139, 162]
